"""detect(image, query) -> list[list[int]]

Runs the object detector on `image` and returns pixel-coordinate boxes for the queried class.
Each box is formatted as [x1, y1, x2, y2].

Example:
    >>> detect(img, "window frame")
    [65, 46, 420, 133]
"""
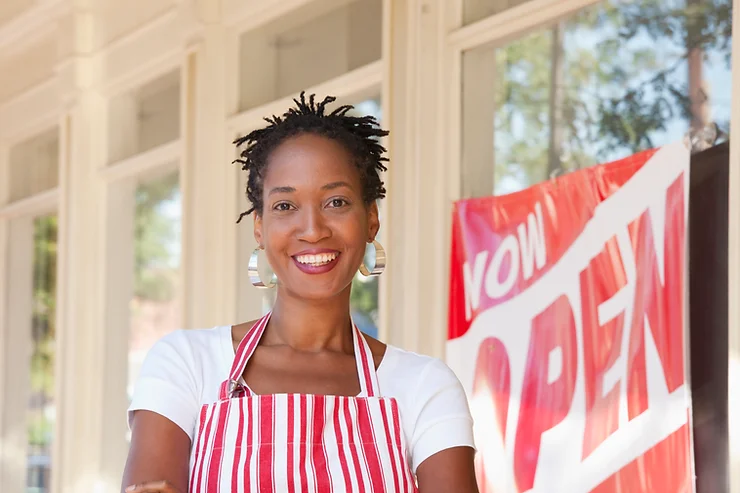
[0, 122, 61, 493]
[97, 64, 186, 472]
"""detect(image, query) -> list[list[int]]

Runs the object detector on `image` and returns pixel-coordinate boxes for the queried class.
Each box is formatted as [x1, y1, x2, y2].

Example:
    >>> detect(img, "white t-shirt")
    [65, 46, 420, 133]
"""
[128, 325, 475, 473]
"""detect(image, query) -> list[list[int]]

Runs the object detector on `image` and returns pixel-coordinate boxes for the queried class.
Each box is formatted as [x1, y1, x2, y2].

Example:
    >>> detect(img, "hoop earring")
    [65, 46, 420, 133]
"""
[359, 240, 386, 277]
[248, 248, 277, 288]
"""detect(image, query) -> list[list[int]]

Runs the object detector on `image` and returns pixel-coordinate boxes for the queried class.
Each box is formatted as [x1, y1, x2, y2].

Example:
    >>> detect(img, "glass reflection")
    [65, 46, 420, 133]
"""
[27, 215, 57, 493]
[127, 171, 182, 405]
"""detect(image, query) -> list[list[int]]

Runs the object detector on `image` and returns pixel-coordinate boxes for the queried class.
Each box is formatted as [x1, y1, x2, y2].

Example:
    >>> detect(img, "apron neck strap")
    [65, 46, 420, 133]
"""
[220, 312, 380, 399]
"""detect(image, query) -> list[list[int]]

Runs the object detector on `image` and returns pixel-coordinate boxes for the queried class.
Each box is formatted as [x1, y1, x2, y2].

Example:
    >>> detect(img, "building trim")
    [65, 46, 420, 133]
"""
[447, 0, 599, 52]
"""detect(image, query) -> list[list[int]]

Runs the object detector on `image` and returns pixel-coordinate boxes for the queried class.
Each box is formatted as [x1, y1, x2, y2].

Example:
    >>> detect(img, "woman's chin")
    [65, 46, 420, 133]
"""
[278, 276, 353, 301]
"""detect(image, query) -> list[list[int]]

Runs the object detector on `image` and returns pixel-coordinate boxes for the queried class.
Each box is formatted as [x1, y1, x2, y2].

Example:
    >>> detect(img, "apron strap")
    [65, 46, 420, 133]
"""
[352, 321, 380, 397]
[219, 312, 271, 400]
[219, 311, 381, 399]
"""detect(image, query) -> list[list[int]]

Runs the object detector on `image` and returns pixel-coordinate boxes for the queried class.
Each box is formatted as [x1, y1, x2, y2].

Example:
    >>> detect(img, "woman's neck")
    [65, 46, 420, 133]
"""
[264, 288, 354, 354]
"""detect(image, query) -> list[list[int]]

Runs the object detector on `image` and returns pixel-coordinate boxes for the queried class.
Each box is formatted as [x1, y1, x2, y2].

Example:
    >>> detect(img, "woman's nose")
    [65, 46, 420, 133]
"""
[296, 208, 331, 243]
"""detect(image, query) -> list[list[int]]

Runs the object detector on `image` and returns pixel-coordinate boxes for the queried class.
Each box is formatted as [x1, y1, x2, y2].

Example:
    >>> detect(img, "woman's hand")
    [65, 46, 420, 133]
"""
[121, 410, 191, 493]
[125, 480, 183, 493]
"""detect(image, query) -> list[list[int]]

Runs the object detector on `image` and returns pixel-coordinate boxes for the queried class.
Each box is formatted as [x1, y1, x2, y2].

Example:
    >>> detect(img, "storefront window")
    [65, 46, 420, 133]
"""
[27, 214, 57, 493]
[8, 129, 59, 203]
[108, 70, 181, 164]
[127, 169, 182, 404]
[237, 0, 382, 112]
[463, 0, 533, 26]
[461, 0, 732, 197]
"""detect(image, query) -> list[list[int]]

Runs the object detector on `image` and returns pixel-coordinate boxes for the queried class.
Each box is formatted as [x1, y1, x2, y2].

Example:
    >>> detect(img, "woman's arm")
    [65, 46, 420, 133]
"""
[416, 446, 479, 493]
[121, 411, 191, 493]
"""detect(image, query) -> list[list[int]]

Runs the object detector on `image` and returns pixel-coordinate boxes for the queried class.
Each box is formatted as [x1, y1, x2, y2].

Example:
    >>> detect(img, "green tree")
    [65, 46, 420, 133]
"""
[493, 0, 731, 192]
[134, 171, 180, 302]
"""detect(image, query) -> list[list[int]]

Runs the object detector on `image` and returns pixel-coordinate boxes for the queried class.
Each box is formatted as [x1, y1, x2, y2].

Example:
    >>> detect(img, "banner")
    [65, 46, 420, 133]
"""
[447, 142, 693, 493]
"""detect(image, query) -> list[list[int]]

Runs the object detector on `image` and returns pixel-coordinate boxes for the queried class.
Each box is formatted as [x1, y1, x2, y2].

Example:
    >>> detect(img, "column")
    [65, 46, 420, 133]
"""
[182, 0, 240, 328]
[383, 0, 454, 358]
[53, 2, 114, 492]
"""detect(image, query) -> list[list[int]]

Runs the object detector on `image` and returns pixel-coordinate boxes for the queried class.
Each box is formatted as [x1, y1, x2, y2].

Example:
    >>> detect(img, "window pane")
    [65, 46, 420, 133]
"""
[108, 70, 181, 163]
[8, 128, 59, 203]
[127, 169, 182, 407]
[463, 0, 533, 25]
[27, 214, 57, 493]
[461, 0, 732, 197]
[348, 98, 382, 338]
[238, 0, 382, 112]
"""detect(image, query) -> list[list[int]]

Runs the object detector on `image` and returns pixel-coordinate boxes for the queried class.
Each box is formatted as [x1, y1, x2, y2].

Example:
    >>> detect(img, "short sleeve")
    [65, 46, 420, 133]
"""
[408, 358, 475, 472]
[127, 330, 201, 442]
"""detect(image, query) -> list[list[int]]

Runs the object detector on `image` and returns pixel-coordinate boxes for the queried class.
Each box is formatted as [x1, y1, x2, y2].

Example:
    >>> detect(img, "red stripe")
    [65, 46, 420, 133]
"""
[189, 406, 208, 493]
[391, 401, 413, 492]
[357, 399, 386, 491]
[344, 399, 368, 493]
[243, 398, 255, 489]
[299, 395, 309, 492]
[287, 395, 296, 493]
[206, 402, 231, 488]
[231, 400, 245, 491]
[355, 329, 376, 396]
[333, 397, 354, 492]
[194, 404, 218, 493]
[229, 314, 268, 382]
[592, 423, 692, 493]
[379, 401, 402, 492]
[312, 397, 332, 490]
[258, 395, 275, 490]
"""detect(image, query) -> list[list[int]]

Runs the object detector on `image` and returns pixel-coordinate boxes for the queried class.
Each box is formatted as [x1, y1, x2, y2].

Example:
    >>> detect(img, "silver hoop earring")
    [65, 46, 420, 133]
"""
[359, 240, 386, 277]
[248, 248, 277, 288]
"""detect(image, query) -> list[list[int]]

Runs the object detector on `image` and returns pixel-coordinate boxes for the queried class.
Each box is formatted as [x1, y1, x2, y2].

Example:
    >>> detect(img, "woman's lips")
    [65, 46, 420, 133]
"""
[291, 251, 341, 275]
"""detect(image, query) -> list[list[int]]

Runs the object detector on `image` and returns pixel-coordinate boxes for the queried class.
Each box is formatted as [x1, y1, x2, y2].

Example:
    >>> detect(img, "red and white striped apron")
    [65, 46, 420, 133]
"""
[188, 312, 419, 492]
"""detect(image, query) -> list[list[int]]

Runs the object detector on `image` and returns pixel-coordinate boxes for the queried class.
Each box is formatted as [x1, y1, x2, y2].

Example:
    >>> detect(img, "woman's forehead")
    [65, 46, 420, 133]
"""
[264, 134, 362, 188]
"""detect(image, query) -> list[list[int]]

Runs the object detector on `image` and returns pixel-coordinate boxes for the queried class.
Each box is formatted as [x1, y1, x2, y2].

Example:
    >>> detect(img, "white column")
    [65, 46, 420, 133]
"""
[383, 0, 453, 358]
[728, 1, 740, 492]
[98, 177, 136, 487]
[183, 0, 242, 328]
[0, 143, 9, 490]
[54, 3, 115, 492]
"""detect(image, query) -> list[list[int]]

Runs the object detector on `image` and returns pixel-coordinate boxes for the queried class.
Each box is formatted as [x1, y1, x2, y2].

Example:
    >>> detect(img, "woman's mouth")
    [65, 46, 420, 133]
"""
[292, 251, 341, 274]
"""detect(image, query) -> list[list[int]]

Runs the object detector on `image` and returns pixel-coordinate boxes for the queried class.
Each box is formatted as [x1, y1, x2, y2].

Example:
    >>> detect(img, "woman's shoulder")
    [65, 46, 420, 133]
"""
[144, 325, 232, 371]
[379, 344, 464, 395]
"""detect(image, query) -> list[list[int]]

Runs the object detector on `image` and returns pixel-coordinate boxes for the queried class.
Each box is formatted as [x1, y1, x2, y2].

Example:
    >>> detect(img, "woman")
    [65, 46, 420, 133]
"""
[122, 93, 478, 493]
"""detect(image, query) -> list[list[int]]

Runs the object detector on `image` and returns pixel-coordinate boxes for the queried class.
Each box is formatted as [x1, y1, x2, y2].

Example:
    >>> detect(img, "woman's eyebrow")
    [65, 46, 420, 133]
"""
[268, 186, 296, 196]
[321, 181, 352, 191]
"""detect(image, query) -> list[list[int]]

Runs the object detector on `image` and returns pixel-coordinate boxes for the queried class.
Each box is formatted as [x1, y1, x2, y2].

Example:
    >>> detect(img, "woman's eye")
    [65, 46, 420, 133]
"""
[273, 202, 294, 212]
[328, 198, 348, 208]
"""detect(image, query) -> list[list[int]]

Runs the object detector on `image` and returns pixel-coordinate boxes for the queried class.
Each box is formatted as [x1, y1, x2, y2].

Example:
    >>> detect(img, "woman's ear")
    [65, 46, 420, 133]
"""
[253, 212, 263, 247]
[367, 201, 380, 240]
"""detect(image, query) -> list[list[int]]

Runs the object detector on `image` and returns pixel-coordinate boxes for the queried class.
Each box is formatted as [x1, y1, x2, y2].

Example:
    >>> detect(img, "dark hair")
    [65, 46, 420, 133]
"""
[234, 92, 389, 222]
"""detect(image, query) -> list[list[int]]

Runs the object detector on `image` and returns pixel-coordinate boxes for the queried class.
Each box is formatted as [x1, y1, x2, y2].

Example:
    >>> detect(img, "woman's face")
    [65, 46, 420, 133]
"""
[254, 133, 379, 300]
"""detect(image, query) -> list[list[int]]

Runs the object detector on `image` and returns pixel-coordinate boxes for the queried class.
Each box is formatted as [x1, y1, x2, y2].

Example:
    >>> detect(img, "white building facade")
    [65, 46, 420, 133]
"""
[0, 0, 738, 492]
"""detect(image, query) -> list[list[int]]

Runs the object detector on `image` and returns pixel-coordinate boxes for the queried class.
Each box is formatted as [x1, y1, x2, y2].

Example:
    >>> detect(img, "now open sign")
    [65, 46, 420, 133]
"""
[447, 142, 693, 493]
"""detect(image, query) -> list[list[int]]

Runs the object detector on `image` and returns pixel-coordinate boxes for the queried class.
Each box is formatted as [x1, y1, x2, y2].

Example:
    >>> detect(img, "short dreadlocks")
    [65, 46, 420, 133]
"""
[234, 92, 389, 222]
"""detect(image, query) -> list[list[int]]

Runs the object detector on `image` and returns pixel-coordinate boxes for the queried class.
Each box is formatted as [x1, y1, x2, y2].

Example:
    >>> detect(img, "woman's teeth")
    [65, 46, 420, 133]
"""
[295, 252, 338, 266]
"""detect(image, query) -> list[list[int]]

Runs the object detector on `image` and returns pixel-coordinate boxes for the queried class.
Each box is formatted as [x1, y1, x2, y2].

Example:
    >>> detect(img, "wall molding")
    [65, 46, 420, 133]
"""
[0, 0, 69, 58]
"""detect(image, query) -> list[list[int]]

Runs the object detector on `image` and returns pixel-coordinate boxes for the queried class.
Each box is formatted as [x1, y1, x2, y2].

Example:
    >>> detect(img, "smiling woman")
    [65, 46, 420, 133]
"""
[121, 93, 479, 493]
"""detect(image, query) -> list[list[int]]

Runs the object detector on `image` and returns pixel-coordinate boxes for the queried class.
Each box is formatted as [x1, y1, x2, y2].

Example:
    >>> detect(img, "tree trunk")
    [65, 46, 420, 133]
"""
[547, 21, 565, 178]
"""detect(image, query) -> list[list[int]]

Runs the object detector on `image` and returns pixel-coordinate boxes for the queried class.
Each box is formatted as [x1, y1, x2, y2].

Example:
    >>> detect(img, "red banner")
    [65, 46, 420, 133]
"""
[447, 142, 694, 493]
